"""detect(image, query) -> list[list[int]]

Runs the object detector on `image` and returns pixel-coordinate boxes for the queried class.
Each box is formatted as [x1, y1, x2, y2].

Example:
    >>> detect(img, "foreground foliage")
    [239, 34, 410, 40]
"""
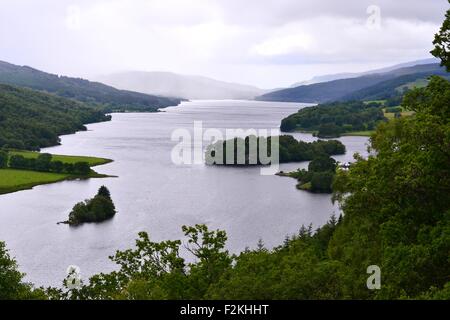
[0, 242, 45, 299]
[432, 1, 450, 72]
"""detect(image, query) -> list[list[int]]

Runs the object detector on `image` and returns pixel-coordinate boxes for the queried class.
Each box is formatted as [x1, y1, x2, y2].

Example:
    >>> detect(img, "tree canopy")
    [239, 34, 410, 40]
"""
[0, 242, 45, 299]
[432, 3, 450, 71]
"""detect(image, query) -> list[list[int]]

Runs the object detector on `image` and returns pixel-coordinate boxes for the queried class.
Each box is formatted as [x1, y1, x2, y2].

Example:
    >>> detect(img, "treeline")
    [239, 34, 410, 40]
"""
[0, 84, 111, 150]
[0, 151, 91, 175]
[280, 101, 386, 137]
[205, 135, 345, 165]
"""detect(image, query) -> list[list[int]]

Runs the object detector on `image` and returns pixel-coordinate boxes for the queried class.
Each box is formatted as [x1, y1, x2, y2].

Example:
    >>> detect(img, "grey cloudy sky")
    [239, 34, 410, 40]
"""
[0, 0, 448, 88]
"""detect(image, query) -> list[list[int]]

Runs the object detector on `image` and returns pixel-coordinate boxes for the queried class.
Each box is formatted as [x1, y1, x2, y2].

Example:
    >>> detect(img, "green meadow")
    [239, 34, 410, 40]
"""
[0, 169, 70, 195]
[341, 130, 375, 137]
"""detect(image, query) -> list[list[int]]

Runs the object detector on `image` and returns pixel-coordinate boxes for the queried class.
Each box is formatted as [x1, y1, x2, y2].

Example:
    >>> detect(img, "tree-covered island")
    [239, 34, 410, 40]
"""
[205, 135, 345, 165]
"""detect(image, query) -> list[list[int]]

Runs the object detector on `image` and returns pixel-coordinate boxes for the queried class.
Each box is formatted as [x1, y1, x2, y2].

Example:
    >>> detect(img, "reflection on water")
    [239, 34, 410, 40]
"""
[0, 100, 369, 287]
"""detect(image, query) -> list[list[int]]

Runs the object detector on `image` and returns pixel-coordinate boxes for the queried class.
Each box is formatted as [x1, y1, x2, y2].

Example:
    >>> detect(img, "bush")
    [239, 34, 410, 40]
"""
[308, 155, 337, 173]
[73, 162, 90, 175]
[35, 153, 52, 172]
[310, 171, 334, 193]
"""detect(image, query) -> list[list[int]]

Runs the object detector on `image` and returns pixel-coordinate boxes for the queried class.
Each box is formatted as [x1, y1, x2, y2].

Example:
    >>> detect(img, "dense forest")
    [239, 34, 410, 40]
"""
[280, 101, 386, 137]
[0, 60, 182, 112]
[205, 135, 345, 165]
[0, 84, 110, 150]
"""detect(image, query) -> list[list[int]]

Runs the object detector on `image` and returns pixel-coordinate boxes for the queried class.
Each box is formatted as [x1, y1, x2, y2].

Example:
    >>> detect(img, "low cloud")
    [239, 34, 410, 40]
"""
[0, 0, 447, 88]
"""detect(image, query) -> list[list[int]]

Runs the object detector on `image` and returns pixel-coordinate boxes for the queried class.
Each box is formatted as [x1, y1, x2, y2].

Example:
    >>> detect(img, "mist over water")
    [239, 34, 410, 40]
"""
[0, 100, 369, 287]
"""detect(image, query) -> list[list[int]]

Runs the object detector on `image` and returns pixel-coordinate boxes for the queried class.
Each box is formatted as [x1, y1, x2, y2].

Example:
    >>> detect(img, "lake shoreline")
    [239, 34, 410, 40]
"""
[0, 100, 369, 288]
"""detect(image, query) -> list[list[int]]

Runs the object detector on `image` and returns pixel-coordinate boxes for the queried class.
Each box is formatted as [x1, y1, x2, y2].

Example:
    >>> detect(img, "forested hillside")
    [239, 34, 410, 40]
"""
[257, 63, 446, 103]
[0, 61, 182, 112]
[280, 101, 386, 136]
[0, 84, 110, 150]
[341, 71, 450, 101]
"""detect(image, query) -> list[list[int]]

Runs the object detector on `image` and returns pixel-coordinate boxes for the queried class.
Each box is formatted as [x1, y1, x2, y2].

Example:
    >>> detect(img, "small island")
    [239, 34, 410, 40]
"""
[65, 186, 116, 226]
[277, 154, 338, 193]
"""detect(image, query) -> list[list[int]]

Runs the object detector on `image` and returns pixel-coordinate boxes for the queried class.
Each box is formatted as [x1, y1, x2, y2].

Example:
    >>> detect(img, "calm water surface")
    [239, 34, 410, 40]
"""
[0, 100, 369, 287]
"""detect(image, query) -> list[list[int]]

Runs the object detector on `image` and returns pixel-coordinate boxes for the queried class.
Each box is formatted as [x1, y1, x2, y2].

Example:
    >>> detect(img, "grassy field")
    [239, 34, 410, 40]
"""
[341, 131, 375, 137]
[363, 100, 387, 105]
[9, 150, 112, 166]
[0, 151, 113, 195]
[396, 79, 429, 92]
[383, 108, 415, 120]
[0, 169, 71, 195]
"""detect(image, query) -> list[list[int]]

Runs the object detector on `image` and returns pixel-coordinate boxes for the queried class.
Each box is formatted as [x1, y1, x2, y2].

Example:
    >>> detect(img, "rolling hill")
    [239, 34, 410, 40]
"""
[0, 61, 182, 112]
[341, 71, 450, 101]
[95, 71, 267, 100]
[257, 63, 447, 103]
[291, 58, 438, 86]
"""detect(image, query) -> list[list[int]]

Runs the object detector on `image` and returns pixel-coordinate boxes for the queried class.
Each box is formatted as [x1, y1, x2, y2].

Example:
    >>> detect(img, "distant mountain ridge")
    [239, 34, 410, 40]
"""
[291, 58, 439, 87]
[257, 63, 447, 103]
[0, 61, 182, 111]
[95, 71, 267, 100]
